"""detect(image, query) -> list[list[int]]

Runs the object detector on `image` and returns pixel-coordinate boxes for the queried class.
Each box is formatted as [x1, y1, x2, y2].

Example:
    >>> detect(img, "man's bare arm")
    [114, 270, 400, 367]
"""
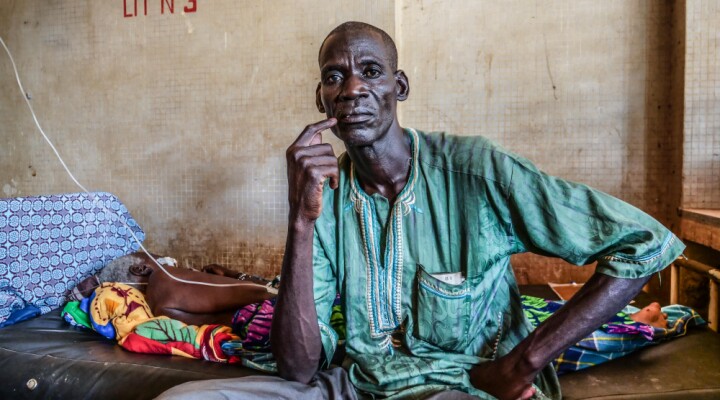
[271, 119, 338, 384]
[470, 272, 651, 400]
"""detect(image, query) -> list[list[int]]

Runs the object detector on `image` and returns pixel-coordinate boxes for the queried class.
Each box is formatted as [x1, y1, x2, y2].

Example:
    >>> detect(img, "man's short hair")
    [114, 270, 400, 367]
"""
[96, 252, 153, 283]
[318, 21, 398, 71]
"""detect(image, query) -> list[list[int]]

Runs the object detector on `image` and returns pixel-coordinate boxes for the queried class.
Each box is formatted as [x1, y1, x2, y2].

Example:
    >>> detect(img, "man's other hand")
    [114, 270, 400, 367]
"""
[470, 357, 537, 400]
[286, 118, 339, 224]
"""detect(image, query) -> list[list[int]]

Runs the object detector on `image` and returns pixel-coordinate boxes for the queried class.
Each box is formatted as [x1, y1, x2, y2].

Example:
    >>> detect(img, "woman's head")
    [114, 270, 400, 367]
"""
[96, 251, 163, 284]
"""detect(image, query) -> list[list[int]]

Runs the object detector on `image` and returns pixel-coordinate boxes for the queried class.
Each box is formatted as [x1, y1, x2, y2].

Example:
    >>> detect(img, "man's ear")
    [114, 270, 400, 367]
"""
[129, 263, 154, 277]
[395, 70, 410, 101]
[316, 82, 325, 113]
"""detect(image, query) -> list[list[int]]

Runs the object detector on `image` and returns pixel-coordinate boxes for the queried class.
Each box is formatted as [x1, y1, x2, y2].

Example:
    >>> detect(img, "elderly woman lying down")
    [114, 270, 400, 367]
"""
[69, 251, 276, 325]
[63, 252, 705, 375]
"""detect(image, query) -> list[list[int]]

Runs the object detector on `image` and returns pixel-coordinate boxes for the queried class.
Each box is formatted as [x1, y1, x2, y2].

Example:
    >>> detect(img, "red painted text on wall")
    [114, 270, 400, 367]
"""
[123, 0, 197, 18]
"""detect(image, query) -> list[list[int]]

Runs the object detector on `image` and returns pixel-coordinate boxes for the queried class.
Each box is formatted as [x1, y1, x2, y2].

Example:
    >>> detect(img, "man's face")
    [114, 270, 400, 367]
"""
[317, 30, 407, 146]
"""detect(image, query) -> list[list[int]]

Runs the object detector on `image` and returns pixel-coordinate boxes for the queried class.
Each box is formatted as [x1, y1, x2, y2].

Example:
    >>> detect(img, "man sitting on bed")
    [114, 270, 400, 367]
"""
[273, 21, 686, 400]
[158, 22, 685, 400]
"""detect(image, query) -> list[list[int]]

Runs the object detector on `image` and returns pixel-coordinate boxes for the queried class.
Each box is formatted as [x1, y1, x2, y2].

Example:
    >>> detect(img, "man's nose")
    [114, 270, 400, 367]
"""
[339, 74, 368, 100]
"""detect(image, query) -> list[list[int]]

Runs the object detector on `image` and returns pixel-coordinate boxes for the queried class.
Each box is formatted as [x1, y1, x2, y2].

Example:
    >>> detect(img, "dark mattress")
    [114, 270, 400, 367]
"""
[0, 309, 262, 399]
[0, 290, 718, 399]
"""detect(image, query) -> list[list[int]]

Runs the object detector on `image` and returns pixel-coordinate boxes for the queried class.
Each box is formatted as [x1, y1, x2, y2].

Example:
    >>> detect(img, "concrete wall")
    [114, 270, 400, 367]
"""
[0, 1, 693, 285]
[683, 0, 720, 210]
[0, 0, 394, 276]
[398, 1, 684, 285]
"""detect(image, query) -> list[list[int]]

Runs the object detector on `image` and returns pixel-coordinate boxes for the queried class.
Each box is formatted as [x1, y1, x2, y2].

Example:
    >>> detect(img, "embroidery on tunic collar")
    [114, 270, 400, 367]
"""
[350, 128, 420, 345]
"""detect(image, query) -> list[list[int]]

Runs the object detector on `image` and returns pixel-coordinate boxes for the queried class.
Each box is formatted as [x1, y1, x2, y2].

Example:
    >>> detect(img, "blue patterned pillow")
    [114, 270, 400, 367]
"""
[0, 192, 144, 327]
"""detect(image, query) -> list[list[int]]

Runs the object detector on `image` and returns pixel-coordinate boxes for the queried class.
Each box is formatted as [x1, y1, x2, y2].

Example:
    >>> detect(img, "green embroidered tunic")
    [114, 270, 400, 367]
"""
[311, 128, 684, 399]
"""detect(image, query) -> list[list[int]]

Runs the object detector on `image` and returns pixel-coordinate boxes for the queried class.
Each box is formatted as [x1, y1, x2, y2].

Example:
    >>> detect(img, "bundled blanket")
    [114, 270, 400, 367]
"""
[221, 298, 277, 372]
[63, 282, 345, 372]
[521, 295, 707, 374]
[63, 283, 241, 364]
[221, 294, 345, 372]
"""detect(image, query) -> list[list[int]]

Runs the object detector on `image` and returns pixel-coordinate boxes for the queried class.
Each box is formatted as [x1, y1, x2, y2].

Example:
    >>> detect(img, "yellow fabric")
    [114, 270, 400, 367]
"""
[90, 282, 164, 340]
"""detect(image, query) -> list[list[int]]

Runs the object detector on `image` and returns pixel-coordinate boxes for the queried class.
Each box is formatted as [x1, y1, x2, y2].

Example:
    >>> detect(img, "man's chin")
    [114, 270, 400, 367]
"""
[335, 126, 378, 147]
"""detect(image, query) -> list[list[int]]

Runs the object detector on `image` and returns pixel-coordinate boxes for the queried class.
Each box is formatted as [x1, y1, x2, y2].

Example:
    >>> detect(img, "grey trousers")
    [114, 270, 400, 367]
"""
[155, 368, 478, 399]
[155, 368, 358, 400]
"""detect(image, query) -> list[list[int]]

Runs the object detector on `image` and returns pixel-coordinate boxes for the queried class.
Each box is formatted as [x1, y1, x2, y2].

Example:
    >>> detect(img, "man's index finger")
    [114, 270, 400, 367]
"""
[294, 118, 337, 147]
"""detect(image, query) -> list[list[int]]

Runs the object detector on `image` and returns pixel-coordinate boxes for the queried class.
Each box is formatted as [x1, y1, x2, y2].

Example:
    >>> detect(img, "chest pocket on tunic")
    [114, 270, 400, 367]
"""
[415, 265, 471, 352]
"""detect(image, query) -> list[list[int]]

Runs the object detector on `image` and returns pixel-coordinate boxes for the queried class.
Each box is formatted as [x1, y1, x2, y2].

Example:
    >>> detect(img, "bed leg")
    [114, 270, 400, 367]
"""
[709, 280, 718, 332]
[670, 263, 679, 305]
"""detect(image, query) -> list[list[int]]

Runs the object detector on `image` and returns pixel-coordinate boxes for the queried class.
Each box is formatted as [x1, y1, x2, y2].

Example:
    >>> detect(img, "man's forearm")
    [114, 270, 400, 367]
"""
[470, 272, 651, 399]
[512, 272, 651, 373]
[271, 220, 323, 384]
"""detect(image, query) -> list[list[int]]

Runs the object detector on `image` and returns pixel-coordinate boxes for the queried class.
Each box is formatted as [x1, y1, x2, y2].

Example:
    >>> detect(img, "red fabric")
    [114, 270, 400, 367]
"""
[121, 333, 201, 358]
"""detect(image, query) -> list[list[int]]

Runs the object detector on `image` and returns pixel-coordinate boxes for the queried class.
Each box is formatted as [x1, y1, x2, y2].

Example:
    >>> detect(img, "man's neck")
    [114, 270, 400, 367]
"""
[346, 123, 411, 202]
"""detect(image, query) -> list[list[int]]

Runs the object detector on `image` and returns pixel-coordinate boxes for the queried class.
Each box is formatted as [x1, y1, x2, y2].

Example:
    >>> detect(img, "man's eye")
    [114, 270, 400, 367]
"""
[325, 74, 342, 84]
[364, 69, 381, 78]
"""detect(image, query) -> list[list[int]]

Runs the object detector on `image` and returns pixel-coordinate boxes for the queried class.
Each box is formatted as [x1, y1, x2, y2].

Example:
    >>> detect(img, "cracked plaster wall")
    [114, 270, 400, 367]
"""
[0, 1, 690, 288]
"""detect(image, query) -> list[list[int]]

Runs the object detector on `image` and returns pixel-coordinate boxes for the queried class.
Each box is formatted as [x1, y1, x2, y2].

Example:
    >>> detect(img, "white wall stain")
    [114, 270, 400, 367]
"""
[181, 11, 194, 34]
[3, 179, 18, 196]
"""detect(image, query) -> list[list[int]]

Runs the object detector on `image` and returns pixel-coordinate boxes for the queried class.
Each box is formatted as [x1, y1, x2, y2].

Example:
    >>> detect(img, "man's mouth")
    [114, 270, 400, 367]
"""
[338, 112, 372, 124]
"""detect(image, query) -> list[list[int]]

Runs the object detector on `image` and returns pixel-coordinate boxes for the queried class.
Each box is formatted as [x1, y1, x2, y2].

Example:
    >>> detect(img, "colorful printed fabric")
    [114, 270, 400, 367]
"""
[62, 282, 241, 364]
[0, 192, 144, 327]
[221, 294, 345, 373]
[0, 287, 40, 328]
[330, 295, 345, 341]
[122, 318, 238, 363]
[521, 295, 707, 374]
[230, 298, 275, 352]
[88, 282, 157, 340]
[61, 299, 92, 329]
[222, 298, 278, 372]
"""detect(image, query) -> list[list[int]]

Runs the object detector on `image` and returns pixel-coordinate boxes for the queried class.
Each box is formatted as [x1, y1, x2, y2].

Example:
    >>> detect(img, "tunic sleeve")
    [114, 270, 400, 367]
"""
[505, 156, 685, 278]
[312, 229, 339, 368]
